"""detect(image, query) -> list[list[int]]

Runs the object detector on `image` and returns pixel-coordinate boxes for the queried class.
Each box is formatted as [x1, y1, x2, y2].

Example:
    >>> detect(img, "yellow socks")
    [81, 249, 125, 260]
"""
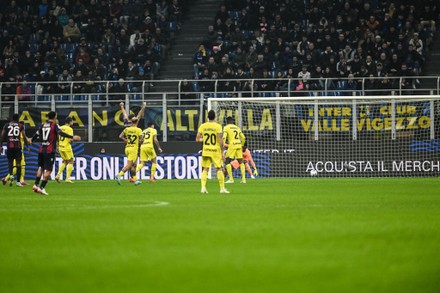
[217, 170, 225, 189]
[66, 164, 73, 179]
[201, 169, 208, 188]
[57, 163, 66, 178]
[226, 164, 233, 180]
[240, 163, 246, 181]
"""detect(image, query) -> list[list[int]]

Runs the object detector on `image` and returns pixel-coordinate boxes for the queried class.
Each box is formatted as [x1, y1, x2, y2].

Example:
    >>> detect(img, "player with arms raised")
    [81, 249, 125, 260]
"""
[115, 117, 142, 185]
[30, 111, 81, 195]
[223, 116, 246, 183]
[0, 113, 30, 187]
[55, 117, 75, 183]
[196, 110, 229, 194]
[136, 122, 162, 183]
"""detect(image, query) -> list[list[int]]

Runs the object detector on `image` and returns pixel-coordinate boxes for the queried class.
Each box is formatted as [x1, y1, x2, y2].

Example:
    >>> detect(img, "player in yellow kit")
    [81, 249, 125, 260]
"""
[115, 117, 143, 185]
[196, 110, 229, 194]
[55, 117, 75, 183]
[136, 122, 163, 183]
[223, 116, 246, 183]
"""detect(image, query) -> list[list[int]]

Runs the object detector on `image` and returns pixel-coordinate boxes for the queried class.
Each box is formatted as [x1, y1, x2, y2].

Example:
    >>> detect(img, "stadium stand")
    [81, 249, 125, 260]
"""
[0, 0, 439, 100]
[189, 0, 439, 97]
[0, 0, 187, 100]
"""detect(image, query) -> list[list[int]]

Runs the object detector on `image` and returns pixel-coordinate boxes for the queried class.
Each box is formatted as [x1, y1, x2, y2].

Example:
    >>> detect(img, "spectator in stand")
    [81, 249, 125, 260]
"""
[63, 19, 81, 43]
[180, 79, 196, 103]
[193, 44, 208, 79]
[57, 69, 72, 94]
[109, 78, 129, 102]
[72, 70, 85, 94]
[133, 67, 151, 93]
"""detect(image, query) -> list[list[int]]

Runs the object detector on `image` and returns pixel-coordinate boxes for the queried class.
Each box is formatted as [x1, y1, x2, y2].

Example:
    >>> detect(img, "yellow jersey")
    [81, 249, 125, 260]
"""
[141, 127, 157, 148]
[223, 124, 245, 150]
[198, 121, 222, 158]
[58, 125, 74, 151]
[123, 126, 142, 149]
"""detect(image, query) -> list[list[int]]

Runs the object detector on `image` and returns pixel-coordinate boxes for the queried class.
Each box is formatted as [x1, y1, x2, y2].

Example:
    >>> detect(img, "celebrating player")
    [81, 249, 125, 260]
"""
[55, 117, 76, 183]
[0, 114, 30, 187]
[115, 117, 143, 185]
[120, 101, 147, 126]
[120, 101, 146, 182]
[223, 116, 246, 184]
[31, 111, 81, 195]
[136, 122, 163, 183]
[196, 110, 229, 194]
[230, 143, 258, 179]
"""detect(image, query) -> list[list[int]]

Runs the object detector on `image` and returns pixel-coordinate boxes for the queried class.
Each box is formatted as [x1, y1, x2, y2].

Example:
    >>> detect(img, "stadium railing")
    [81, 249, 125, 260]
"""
[1, 76, 439, 143]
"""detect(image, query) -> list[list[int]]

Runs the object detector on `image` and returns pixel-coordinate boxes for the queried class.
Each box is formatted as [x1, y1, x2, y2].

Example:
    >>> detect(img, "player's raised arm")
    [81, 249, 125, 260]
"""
[136, 101, 147, 121]
[120, 102, 128, 121]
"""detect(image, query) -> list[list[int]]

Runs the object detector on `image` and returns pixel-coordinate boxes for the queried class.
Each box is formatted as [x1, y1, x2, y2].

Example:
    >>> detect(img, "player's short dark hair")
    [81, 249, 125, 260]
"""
[131, 117, 139, 124]
[65, 117, 73, 124]
[128, 114, 135, 120]
[12, 113, 19, 122]
[47, 111, 56, 119]
[208, 110, 216, 120]
[226, 116, 233, 124]
[148, 122, 154, 127]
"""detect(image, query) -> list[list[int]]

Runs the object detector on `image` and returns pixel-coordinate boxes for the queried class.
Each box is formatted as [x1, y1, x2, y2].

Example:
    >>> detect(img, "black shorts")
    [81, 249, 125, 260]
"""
[38, 152, 56, 171]
[7, 148, 22, 163]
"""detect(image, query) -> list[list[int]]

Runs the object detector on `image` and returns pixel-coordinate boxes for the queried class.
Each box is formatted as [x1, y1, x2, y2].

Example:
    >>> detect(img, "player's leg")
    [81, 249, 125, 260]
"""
[136, 147, 147, 173]
[116, 149, 131, 183]
[235, 150, 246, 183]
[224, 152, 234, 183]
[149, 149, 157, 182]
[244, 162, 254, 178]
[55, 153, 67, 182]
[214, 156, 228, 193]
[14, 152, 23, 187]
[200, 157, 210, 193]
[33, 153, 44, 191]
[20, 153, 27, 184]
[65, 153, 75, 183]
[37, 153, 54, 195]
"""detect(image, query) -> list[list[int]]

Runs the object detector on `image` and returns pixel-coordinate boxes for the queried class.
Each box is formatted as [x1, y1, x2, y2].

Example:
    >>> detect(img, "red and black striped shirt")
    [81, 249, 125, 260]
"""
[1, 121, 25, 149]
[32, 121, 73, 154]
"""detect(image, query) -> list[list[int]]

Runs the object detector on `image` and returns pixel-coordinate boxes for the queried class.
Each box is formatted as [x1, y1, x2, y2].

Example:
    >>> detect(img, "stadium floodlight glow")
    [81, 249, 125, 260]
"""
[207, 94, 439, 178]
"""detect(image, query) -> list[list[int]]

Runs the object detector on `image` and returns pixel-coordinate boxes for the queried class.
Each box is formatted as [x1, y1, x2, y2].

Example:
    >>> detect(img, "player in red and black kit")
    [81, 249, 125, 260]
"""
[0, 113, 30, 187]
[30, 111, 81, 195]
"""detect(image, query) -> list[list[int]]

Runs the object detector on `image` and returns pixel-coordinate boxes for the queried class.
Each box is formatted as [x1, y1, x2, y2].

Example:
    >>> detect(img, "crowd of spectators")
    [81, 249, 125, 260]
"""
[193, 0, 438, 96]
[0, 0, 186, 102]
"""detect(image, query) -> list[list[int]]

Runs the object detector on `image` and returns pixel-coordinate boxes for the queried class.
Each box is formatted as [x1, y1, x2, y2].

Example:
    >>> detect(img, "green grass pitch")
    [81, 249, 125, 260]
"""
[0, 178, 439, 293]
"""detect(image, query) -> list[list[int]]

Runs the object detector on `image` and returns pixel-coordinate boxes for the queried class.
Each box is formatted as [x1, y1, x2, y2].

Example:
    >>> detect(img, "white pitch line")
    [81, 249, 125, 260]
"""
[0, 201, 169, 212]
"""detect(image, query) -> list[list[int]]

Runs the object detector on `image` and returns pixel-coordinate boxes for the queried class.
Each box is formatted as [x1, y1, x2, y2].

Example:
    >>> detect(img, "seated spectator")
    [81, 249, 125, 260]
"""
[109, 78, 129, 101]
[179, 79, 196, 103]
[63, 19, 82, 43]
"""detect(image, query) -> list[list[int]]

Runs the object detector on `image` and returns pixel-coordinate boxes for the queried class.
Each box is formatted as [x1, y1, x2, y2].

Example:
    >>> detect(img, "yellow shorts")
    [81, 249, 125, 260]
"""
[201, 155, 223, 169]
[139, 146, 157, 162]
[59, 149, 74, 161]
[226, 148, 243, 160]
[125, 147, 138, 162]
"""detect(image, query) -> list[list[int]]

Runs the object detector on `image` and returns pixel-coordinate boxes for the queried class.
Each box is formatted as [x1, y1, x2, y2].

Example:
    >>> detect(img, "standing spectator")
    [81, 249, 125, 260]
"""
[193, 44, 208, 79]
